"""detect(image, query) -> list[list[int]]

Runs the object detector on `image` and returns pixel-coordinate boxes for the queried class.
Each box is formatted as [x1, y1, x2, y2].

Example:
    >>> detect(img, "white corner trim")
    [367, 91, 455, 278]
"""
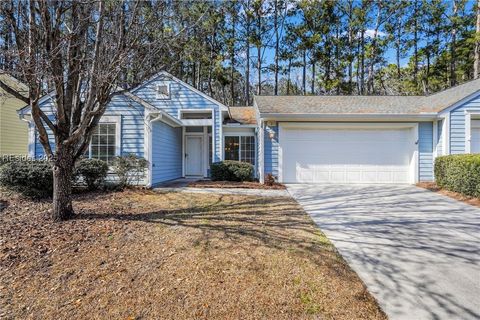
[413, 123, 420, 184]
[433, 121, 438, 159]
[258, 120, 265, 183]
[28, 121, 35, 158]
[464, 110, 480, 154]
[143, 110, 153, 188]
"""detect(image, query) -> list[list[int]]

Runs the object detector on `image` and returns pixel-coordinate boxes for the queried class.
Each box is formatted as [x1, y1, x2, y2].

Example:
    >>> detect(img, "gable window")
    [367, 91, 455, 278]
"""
[85, 121, 119, 164]
[224, 136, 255, 165]
[156, 83, 170, 99]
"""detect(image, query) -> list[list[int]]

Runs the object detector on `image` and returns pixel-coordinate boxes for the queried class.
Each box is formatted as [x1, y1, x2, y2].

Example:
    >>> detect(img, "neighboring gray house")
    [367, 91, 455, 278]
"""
[18, 72, 479, 186]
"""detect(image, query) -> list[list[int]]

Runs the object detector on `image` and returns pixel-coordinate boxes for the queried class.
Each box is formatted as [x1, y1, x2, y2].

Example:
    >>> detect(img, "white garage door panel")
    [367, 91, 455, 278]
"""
[281, 126, 415, 184]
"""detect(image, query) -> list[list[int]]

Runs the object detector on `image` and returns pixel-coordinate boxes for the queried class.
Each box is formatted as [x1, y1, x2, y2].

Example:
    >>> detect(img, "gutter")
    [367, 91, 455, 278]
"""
[148, 110, 183, 127]
[259, 112, 439, 121]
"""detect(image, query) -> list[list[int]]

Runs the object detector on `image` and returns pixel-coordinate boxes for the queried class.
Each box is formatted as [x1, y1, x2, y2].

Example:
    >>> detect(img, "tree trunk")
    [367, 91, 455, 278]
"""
[474, 0, 480, 79]
[311, 59, 315, 94]
[274, 0, 279, 95]
[52, 147, 75, 221]
[302, 49, 307, 95]
[412, 0, 419, 88]
[230, 9, 236, 105]
[360, 29, 365, 94]
[257, 45, 261, 95]
[287, 57, 292, 95]
[450, 0, 458, 86]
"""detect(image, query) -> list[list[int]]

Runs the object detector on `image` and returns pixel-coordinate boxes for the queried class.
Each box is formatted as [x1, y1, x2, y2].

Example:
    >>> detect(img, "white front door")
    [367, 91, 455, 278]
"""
[186, 136, 203, 176]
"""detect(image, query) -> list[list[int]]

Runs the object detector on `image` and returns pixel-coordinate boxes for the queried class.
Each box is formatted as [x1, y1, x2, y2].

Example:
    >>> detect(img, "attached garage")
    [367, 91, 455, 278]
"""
[278, 123, 418, 184]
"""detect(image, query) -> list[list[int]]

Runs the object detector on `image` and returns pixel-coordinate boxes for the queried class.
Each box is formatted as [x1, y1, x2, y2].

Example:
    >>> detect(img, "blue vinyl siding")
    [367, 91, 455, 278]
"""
[264, 125, 279, 178]
[133, 74, 223, 162]
[449, 93, 480, 154]
[419, 122, 434, 181]
[33, 94, 145, 159]
[151, 121, 182, 184]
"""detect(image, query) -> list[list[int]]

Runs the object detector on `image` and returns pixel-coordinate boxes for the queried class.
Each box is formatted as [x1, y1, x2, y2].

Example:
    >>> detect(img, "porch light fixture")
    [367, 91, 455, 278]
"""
[269, 131, 275, 139]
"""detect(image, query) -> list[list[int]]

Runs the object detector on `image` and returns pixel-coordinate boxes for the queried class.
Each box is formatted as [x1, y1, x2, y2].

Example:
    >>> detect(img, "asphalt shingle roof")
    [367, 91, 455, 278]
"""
[254, 78, 480, 115]
[227, 106, 257, 125]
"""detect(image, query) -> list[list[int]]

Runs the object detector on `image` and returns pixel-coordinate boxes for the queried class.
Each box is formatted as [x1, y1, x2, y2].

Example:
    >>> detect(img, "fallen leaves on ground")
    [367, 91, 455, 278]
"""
[0, 188, 385, 320]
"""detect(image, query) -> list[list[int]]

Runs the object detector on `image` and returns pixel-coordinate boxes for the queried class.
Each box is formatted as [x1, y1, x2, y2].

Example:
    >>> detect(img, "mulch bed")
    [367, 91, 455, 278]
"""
[417, 182, 480, 208]
[0, 188, 385, 320]
[188, 180, 286, 190]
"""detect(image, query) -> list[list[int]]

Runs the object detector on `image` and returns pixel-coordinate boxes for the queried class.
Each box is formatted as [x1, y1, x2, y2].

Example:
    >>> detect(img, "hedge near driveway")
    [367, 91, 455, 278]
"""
[434, 154, 480, 198]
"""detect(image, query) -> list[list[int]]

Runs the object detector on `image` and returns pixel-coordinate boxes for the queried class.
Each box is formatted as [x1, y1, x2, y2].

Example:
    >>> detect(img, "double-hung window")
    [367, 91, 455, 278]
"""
[85, 122, 118, 164]
[224, 136, 255, 165]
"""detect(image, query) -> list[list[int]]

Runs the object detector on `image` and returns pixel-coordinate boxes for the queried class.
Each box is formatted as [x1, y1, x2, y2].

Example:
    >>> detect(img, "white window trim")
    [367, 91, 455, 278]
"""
[223, 135, 256, 165]
[86, 116, 122, 159]
[465, 110, 480, 153]
[155, 82, 170, 100]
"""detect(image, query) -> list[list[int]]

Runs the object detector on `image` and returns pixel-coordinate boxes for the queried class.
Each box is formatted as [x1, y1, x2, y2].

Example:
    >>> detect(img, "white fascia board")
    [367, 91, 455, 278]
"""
[223, 124, 257, 128]
[181, 119, 213, 126]
[149, 110, 183, 127]
[259, 113, 438, 122]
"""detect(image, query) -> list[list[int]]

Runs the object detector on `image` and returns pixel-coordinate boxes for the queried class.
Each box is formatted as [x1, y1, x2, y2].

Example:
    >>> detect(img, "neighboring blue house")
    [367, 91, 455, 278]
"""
[18, 72, 479, 186]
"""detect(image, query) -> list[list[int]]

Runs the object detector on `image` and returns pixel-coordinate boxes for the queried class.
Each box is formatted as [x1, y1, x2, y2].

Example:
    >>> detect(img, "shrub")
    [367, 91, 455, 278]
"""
[264, 173, 275, 186]
[210, 160, 254, 182]
[434, 154, 480, 198]
[75, 158, 109, 191]
[0, 160, 53, 198]
[111, 154, 148, 188]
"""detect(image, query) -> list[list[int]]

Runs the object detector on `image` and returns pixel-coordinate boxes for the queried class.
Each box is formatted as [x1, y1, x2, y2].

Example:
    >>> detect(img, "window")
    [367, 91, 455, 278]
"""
[185, 126, 204, 133]
[224, 136, 255, 165]
[87, 123, 117, 164]
[156, 84, 170, 99]
[181, 111, 212, 119]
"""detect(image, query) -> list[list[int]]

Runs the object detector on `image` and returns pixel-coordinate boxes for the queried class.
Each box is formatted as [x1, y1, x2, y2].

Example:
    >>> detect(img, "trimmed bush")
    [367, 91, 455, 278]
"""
[210, 160, 254, 182]
[111, 154, 148, 188]
[434, 154, 480, 198]
[0, 160, 53, 198]
[75, 158, 109, 191]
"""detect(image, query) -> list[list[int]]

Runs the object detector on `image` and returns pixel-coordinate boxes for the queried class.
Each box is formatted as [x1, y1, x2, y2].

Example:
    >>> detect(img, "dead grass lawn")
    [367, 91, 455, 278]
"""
[0, 189, 386, 320]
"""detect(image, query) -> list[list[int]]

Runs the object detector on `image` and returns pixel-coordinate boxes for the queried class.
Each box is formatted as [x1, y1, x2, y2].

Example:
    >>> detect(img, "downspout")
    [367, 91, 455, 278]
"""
[18, 109, 35, 158]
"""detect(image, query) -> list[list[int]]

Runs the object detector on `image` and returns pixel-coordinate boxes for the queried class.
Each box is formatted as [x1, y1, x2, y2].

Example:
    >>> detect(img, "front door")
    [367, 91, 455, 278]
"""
[186, 136, 203, 176]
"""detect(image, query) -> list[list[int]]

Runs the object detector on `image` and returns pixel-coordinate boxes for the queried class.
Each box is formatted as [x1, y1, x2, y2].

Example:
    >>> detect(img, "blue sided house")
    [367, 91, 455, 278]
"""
[19, 72, 480, 186]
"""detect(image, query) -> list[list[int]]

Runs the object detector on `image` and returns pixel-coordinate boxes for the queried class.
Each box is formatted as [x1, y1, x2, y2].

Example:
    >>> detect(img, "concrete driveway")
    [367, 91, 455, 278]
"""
[288, 184, 480, 320]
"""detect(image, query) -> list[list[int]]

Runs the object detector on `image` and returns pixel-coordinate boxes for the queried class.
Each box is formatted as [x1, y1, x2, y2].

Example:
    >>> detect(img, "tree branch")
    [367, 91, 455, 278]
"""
[0, 79, 29, 103]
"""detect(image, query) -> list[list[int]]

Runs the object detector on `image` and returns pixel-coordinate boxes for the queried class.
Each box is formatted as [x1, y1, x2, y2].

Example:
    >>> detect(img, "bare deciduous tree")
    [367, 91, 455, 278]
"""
[0, 1, 161, 220]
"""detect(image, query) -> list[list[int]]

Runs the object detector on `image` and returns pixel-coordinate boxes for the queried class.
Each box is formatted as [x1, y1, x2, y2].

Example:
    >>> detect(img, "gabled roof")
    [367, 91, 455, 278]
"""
[0, 72, 29, 99]
[17, 70, 230, 115]
[226, 106, 257, 125]
[254, 78, 480, 115]
[131, 70, 229, 111]
[424, 78, 480, 112]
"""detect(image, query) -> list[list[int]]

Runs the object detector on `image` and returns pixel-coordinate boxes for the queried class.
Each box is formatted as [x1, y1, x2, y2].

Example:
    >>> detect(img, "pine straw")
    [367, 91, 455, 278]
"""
[188, 180, 286, 190]
[417, 182, 480, 208]
[0, 189, 386, 320]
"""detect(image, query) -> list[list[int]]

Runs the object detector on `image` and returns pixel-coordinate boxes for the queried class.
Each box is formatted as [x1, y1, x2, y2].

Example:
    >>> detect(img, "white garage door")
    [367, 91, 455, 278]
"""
[471, 120, 480, 154]
[279, 123, 417, 184]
